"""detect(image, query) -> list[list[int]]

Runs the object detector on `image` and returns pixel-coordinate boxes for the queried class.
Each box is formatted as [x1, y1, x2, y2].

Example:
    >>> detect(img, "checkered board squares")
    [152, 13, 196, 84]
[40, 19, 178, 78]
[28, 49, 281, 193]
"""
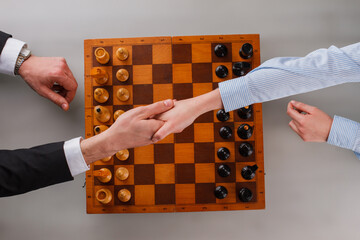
[84, 35, 265, 214]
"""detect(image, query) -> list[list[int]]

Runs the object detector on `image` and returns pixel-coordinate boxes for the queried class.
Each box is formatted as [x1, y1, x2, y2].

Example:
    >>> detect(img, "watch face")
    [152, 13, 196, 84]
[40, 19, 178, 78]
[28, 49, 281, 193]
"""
[21, 48, 31, 58]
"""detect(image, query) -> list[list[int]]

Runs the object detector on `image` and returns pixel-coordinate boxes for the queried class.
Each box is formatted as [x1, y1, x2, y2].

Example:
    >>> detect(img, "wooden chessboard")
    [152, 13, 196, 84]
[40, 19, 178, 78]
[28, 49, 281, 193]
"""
[84, 34, 265, 213]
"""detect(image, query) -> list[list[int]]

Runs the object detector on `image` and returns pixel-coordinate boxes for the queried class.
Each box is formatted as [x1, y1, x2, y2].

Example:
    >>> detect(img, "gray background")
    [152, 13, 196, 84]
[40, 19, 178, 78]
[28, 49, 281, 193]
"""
[1, 0, 360, 239]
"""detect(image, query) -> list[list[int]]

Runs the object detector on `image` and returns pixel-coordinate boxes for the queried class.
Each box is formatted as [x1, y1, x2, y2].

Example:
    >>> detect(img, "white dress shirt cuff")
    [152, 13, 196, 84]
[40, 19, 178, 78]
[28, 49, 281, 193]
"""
[0, 38, 26, 76]
[63, 137, 89, 177]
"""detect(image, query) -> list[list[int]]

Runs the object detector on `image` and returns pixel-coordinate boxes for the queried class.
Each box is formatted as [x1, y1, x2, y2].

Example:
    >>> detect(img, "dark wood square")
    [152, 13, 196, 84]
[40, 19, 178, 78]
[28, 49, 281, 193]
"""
[114, 148, 134, 165]
[153, 64, 172, 84]
[94, 165, 114, 186]
[213, 82, 219, 90]
[154, 144, 174, 164]
[173, 83, 193, 101]
[176, 164, 195, 184]
[211, 43, 232, 63]
[92, 85, 113, 106]
[235, 141, 256, 162]
[134, 164, 155, 185]
[92, 46, 113, 67]
[194, 143, 215, 163]
[194, 111, 214, 123]
[192, 63, 212, 83]
[172, 44, 192, 63]
[113, 105, 133, 112]
[155, 184, 175, 205]
[236, 182, 257, 203]
[114, 185, 135, 205]
[195, 183, 216, 204]
[132, 45, 152, 65]
[133, 84, 153, 105]
[214, 122, 235, 142]
[215, 162, 236, 183]
[175, 124, 194, 143]
[233, 105, 254, 122]
[112, 65, 133, 85]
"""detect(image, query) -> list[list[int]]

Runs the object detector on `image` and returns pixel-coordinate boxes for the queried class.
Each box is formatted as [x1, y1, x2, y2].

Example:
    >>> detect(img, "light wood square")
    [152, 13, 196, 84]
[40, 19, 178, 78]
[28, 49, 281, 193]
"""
[175, 184, 195, 204]
[215, 183, 236, 204]
[172, 64, 192, 83]
[134, 145, 154, 164]
[113, 85, 133, 105]
[133, 65, 153, 84]
[155, 164, 175, 184]
[175, 143, 194, 163]
[157, 134, 174, 144]
[135, 185, 155, 205]
[153, 84, 173, 102]
[192, 44, 212, 63]
[112, 45, 132, 65]
[153, 44, 172, 64]
[192, 83, 213, 97]
[114, 165, 134, 185]
[195, 163, 215, 183]
[194, 123, 214, 142]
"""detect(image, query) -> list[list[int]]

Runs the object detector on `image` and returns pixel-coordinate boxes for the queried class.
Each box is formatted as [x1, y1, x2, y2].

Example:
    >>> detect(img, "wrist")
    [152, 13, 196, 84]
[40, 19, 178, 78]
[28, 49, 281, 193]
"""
[193, 88, 223, 115]
[15, 45, 31, 75]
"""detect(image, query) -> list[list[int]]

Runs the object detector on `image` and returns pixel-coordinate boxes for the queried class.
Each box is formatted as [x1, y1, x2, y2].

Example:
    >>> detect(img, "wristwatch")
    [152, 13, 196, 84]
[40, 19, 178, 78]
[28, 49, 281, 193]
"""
[14, 45, 31, 75]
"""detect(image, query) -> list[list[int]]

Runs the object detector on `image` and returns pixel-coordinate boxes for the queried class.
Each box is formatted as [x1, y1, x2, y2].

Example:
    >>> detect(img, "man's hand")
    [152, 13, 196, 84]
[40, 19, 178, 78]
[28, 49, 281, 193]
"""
[80, 99, 175, 165]
[18, 56, 78, 111]
[287, 100, 333, 142]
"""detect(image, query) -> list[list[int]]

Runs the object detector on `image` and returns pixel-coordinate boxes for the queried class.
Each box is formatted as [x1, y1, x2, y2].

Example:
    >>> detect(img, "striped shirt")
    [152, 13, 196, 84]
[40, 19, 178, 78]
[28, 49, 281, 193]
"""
[219, 42, 360, 159]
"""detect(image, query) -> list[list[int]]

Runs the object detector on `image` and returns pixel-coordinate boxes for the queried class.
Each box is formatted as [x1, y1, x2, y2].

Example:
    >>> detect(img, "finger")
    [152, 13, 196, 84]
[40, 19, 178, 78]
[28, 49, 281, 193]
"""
[289, 100, 316, 114]
[287, 101, 305, 122]
[41, 87, 69, 111]
[142, 99, 174, 119]
[152, 122, 173, 142]
[289, 120, 301, 135]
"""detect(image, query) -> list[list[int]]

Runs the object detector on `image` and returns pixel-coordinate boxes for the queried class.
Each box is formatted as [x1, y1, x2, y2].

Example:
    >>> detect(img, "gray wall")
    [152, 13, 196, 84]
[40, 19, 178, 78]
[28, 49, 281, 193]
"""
[1, 0, 360, 239]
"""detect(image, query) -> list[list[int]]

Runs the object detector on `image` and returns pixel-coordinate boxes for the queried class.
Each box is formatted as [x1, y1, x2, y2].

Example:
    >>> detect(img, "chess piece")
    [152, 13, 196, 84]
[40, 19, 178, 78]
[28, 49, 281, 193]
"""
[216, 109, 230, 122]
[94, 125, 109, 135]
[241, 164, 258, 180]
[116, 149, 129, 161]
[95, 188, 112, 204]
[101, 156, 112, 163]
[116, 68, 129, 82]
[118, 188, 131, 202]
[90, 68, 108, 85]
[94, 105, 111, 123]
[219, 126, 232, 139]
[237, 105, 253, 119]
[114, 109, 125, 121]
[217, 147, 230, 160]
[94, 88, 109, 103]
[214, 186, 228, 199]
[237, 124, 253, 139]
[93, 168, 112, 183]
[115, 167, 129, 181]
[116, 88, 130, 102]
[215, 65, 228, 78]
[232, 62, 251, 77]
[217, 164, 231, 177]
[238, 187, 253, 202]
[94, 47, 110, 64]
[239, 43, 253, 59]
[239, 142, 254, 157]
[214, 44, 228, 57]
[116, 47, 129, 61]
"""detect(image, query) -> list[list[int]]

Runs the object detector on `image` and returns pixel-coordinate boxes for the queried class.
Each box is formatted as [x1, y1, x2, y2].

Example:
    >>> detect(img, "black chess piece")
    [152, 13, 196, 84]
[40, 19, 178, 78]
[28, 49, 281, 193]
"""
[215, 65, 229, 78]
[95, 126, 101, 133]
[214, 44, 228, 57]
[239, 43, 253, 59]
[218, 164, 231, 177]
[219, 126, 232, 139]
[237, 105, 253, 119]
[214, 186, 228, 199]
[238, 142, 254, 157]
[238, 187, 253, 202]
[216, 109, 230, 122]
[237, 124, 253, 139]
[217, 147, 230, 160]
[232, 62, 251, 77]
[241, 165, 258, 180]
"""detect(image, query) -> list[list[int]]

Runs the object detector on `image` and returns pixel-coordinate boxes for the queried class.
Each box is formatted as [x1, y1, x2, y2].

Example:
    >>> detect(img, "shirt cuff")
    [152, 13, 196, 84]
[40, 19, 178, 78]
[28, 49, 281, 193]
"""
[0, 38, 26, 76]
[63, 137, 89, 177]
[218, 75, 254, 112]
[327, 115, 360, 157]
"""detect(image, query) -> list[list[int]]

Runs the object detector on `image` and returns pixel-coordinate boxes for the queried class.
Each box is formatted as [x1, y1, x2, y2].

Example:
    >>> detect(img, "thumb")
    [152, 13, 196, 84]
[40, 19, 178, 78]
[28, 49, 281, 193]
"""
[41, 87, 69, 111]
[152, 122, 173, 143]
[143, 99, 174, 118]
[289, 100, 315, 114]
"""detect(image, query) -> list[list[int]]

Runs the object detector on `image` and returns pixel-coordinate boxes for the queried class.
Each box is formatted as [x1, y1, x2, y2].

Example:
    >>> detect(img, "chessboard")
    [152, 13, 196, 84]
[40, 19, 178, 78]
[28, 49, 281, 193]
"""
[84, 34, 265, 214]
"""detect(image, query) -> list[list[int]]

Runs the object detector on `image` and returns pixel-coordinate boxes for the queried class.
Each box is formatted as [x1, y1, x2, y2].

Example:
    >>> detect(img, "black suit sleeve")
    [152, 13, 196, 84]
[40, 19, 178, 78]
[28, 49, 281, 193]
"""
[0, 31, 12, 55]
[0, 142, 74, 197]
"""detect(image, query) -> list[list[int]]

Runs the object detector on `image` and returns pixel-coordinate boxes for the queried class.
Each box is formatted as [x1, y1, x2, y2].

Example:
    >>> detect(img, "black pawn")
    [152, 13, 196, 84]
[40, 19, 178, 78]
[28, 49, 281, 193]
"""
[237, 105, 253, 119]
[219, 126, 232, 139]
[216, 109, 230, 122]
[214, 44, 228, 57]
[214, 186, 228, 199]
[218, 164, 231, 177]
[241, 164, 258, 180]
[239, 43, 253, 59]
[238, 188, 253, 202]
[217, 147, 230, 160]
[232, 62, 251, 77]
[239, 142, 254, 157]
[237, 124, 253, 139]
[215, 65, 229, 78]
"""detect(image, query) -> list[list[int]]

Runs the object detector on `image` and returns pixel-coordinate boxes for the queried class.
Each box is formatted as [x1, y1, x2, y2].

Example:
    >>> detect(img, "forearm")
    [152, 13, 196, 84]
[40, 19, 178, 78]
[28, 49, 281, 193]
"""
[193, 88, 223, 115]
